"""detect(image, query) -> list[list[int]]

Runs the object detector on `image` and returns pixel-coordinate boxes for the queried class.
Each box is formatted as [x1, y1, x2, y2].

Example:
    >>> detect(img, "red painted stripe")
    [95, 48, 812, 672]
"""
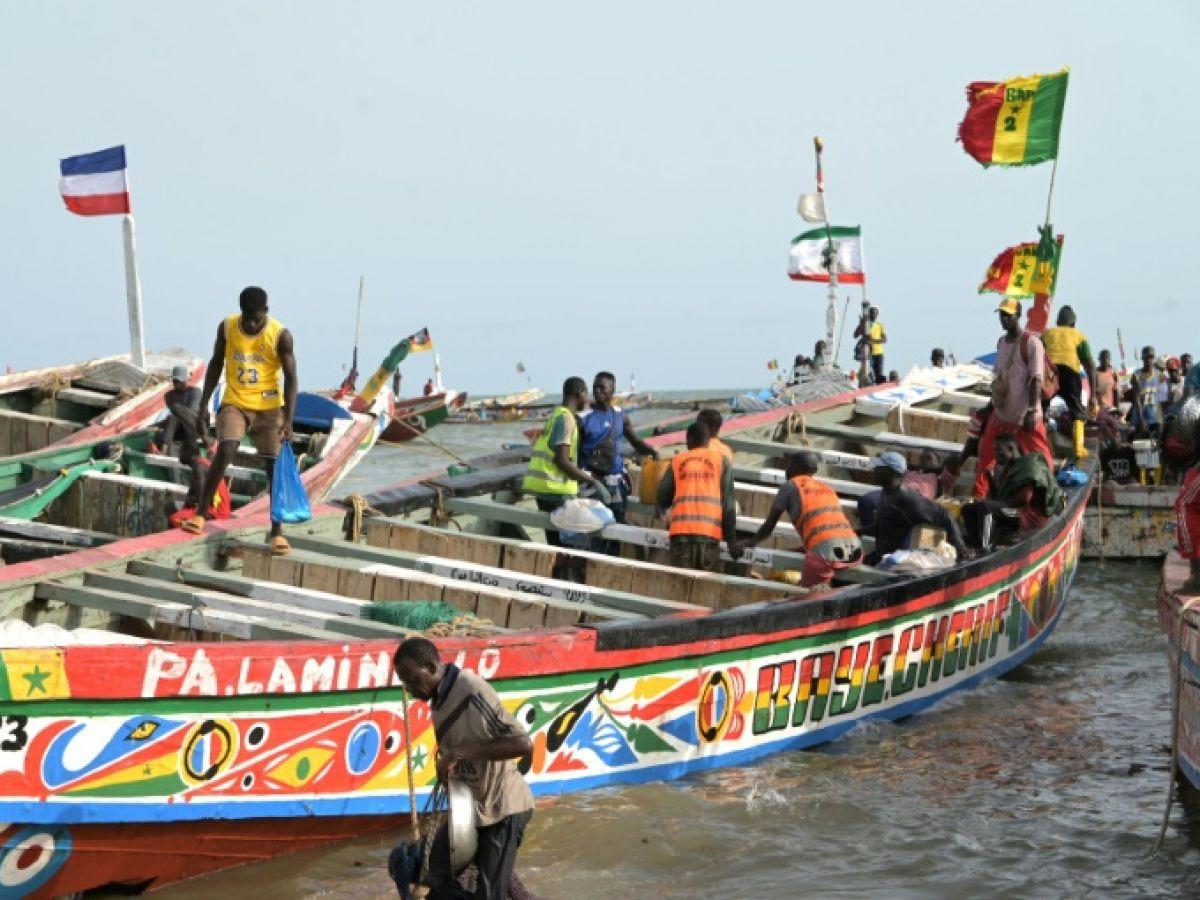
[957, 81, 1004, 164]
[788, 273, 866, 285]
[62, 192, 130, 216]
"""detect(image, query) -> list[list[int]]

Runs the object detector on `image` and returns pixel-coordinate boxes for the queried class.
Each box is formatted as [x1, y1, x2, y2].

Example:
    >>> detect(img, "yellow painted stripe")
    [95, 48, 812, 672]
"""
[991, 74, 1042, 164]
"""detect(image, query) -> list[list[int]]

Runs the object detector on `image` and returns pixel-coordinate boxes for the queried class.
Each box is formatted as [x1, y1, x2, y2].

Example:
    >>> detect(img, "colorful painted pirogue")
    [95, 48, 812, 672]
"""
[1157, 553, 1200, 791]
[0, 378, 1089, 897]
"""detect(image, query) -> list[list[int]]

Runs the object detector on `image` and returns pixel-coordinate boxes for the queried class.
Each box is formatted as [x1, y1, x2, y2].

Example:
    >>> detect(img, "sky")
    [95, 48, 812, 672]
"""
[2, 2, 1198, 394]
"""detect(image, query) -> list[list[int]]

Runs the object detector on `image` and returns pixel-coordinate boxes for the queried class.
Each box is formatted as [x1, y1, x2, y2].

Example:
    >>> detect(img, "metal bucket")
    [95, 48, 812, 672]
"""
[446, 780, 477, 872]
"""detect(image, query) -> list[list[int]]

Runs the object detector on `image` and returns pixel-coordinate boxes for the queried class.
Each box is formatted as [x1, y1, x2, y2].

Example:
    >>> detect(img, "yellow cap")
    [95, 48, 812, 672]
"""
[996, 298, 1021, 316]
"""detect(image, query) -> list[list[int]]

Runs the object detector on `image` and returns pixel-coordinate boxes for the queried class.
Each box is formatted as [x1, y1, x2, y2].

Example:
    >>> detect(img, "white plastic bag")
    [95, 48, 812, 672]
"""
[549, 498, 615, 535]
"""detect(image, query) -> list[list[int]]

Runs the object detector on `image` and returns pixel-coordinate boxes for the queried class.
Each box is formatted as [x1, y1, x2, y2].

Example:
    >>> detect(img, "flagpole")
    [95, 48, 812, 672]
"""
[353, 275, 364, 360]
[833, 294, 851, 370]
[814, 137, 838, 356]
[121, 214, 146, 370]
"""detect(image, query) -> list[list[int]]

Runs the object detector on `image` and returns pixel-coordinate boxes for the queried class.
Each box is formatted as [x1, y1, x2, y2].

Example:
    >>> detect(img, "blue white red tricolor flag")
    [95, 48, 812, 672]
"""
[59, 145, 130, 216]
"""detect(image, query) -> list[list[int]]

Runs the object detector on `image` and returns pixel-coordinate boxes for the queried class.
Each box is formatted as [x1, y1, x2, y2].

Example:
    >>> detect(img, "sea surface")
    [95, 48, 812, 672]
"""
[157, 414, 1200, 900]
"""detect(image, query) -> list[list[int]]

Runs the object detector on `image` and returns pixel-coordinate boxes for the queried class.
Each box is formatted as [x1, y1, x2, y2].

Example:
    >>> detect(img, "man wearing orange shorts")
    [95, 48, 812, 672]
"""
[183, 286, 298, 554]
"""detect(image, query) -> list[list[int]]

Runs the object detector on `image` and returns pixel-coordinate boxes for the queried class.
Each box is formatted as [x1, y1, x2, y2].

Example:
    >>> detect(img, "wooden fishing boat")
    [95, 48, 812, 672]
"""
[381, 390, 466, 443]
[0, 390, 386, 564]
[1157, 554, 1200, 791]
[0, 384, 1090, 897]
[0, 351, 203, 457]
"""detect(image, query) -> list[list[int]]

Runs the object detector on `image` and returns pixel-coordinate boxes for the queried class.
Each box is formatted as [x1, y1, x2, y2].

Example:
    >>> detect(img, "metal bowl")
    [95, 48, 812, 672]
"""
[446, 779, 478, 872]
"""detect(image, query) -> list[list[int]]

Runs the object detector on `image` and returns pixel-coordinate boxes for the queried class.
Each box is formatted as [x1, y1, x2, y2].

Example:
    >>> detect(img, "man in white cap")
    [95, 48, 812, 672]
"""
[973, 298, 1055, 498]
[865, 451, 967, 564]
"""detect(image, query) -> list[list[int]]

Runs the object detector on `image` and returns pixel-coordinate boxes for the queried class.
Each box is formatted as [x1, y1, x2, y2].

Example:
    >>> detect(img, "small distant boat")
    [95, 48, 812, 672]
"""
[0, 350, 203, 457]
[381, 389, 467, 443]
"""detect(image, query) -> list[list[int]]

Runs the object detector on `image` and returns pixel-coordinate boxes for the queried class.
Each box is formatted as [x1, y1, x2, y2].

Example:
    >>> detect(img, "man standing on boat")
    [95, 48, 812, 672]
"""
[523, 376, 610, 549]
[732, 450, 862, 590]
[853, 305, 887, 384]
[183, 286, 298, 555]
[1041, 305, 1098, 460]
[656, 421, 739, 572]
[392, 637, 535, 900]
[580, 371, 657, 552]
[1129, 346, 1164, 438]
[697, 409, 734, 464]
[972, 299, 1055, 498]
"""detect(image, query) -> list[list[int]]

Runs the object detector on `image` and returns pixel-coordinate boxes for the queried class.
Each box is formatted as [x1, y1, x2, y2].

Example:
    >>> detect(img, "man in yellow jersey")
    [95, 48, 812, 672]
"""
[854, 305, 887, 384]
[1041, 305, 1097, 459]
[183, 286, 298, 554]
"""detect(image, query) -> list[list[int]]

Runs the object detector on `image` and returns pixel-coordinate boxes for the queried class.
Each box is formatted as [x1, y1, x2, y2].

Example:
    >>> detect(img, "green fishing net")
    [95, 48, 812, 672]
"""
[362, 600, 462, 630]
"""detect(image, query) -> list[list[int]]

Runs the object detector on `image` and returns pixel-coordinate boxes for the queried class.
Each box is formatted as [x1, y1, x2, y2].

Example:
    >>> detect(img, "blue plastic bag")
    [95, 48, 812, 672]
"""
[270, 443, 311, 524]
[1056, 464, 1089, 487]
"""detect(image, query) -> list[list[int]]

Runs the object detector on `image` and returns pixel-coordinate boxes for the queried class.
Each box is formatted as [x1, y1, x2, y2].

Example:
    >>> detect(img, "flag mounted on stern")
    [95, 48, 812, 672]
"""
[59, 145, 131, 216]
[957, 69, 1068, 167]
[357, 328, 435, 403]
[788, 226, 865, 284]
[979, 231, 1064, 299]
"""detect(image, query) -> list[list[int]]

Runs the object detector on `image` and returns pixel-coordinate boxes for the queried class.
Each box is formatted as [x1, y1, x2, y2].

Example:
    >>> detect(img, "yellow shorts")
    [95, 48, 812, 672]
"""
[215, 404, 284, 456]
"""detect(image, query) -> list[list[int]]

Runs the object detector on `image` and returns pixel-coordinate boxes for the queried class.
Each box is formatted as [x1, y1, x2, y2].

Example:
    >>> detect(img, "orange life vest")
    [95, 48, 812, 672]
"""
[790, 475, 856, 551]
[668, 447, 725, 541]
[709, 437, 734, 463]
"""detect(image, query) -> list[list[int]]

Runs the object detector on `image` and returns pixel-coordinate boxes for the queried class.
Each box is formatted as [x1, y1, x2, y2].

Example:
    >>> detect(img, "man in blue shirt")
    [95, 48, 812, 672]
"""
[580, 371, 658, 553]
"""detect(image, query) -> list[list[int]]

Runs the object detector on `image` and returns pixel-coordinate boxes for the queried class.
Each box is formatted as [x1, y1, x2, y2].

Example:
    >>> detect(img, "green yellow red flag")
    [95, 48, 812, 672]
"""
[958, 69, 1068, 167]
[358, 327, 434, 403]
[979, 233, 1064, 299]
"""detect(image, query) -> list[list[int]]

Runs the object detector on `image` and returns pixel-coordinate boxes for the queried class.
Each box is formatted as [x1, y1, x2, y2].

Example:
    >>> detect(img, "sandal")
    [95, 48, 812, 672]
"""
[180, 516, 206, 535]
[270, 535, 291, 556]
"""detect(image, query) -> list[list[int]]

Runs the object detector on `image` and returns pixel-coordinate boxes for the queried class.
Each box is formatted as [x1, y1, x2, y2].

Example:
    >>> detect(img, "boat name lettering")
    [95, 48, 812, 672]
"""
[140, 647, 403, 698]
[513, 581, 554, 599]
[447, 568, 500, 588]
[751, 591, 1015, 735]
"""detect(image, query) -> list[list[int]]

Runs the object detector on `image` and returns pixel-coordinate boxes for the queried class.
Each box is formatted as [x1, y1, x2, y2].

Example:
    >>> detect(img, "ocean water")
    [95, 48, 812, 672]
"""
[155, 422, 1200, 900]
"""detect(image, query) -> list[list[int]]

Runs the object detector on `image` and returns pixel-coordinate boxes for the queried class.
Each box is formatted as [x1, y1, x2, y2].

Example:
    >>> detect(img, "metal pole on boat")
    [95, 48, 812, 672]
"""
[833, 294, 851, 370]
[813, 137, 838, 357]
[121, 214, 146, 370]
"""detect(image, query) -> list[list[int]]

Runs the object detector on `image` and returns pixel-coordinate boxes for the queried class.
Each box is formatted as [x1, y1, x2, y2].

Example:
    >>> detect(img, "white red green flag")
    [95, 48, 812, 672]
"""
[788, 225, 864, 284]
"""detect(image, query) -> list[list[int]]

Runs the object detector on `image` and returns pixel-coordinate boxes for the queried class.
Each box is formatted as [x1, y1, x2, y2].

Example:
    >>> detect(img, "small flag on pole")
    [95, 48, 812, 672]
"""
[515, 361, 527, 374]
[59, 146, 130, 216]
[978, 234, 1064, 298]
[796, 193, 827, 223]
[357, 328, 435, 404]
[788, 226, 865, 284]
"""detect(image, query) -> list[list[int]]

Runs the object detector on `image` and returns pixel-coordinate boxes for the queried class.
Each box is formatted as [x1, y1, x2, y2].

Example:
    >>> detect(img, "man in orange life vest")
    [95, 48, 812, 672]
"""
[655, 421, 740, 572]
[732, 450, 863, 590]
[184, 286, 298, 555]
[697, 409, 734, 465]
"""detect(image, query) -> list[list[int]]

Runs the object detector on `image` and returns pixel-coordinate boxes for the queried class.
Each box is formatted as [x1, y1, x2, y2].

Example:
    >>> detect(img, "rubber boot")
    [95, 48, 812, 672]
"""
[1073, 419, 1089, 459]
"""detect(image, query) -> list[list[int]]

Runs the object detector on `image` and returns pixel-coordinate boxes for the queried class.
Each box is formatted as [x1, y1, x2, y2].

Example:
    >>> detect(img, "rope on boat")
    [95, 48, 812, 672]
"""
[1152, 594, 1200, 854]
[345, 493, 382, 542]
[400, 687, 422, 843]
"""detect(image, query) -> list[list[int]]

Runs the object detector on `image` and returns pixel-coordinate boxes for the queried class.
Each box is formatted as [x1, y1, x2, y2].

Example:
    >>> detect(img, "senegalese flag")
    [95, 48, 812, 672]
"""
[979, 232, 1064, 299]
[958, 69, 1068, 167]
[358, 327, 435, 403]
[0, 648, 71, 701]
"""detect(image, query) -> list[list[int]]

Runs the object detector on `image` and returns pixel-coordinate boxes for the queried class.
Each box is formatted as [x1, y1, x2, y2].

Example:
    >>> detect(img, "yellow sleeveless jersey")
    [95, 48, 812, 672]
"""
[1041, 326, 1086, 370]
[223, 314, 285, 410]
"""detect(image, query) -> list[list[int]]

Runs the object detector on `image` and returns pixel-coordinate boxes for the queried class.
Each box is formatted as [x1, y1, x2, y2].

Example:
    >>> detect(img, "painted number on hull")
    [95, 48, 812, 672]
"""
[0, 715, 28, 751]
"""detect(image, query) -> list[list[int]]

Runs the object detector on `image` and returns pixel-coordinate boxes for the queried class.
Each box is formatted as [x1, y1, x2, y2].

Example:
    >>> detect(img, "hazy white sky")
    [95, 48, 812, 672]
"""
[2, 2, 1197, 393]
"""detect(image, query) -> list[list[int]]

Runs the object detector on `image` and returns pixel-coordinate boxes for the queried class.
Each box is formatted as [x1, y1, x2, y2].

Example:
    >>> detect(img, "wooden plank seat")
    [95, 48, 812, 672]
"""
[363, 517, 796, 611]
[0, 410, 80, 455]
[440, 496, 896, 586]
[279, 535, 678, 619]
[127, 560, 510, 636]
[84, 570, 411, 640]
[139, 452, 266, 485]
[55, 386, 116, 409]
[36, 581, 347, 641]
[224, 539, 632, 629]
[797, 421, 962, 455]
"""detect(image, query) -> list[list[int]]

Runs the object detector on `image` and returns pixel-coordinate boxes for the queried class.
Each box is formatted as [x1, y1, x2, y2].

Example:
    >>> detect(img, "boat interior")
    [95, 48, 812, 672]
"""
[3, 367, 1093, 647]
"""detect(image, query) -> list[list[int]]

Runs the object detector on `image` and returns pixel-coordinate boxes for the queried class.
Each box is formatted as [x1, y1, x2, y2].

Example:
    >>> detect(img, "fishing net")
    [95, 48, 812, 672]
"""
[363, 601, 493, 635]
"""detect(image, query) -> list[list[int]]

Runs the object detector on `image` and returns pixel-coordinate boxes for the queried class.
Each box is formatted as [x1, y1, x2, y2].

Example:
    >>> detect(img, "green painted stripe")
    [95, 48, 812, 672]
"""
[1023, 71, 1068, 165]
[66, 772, 187, 798]
[793, 225, 861, 244]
